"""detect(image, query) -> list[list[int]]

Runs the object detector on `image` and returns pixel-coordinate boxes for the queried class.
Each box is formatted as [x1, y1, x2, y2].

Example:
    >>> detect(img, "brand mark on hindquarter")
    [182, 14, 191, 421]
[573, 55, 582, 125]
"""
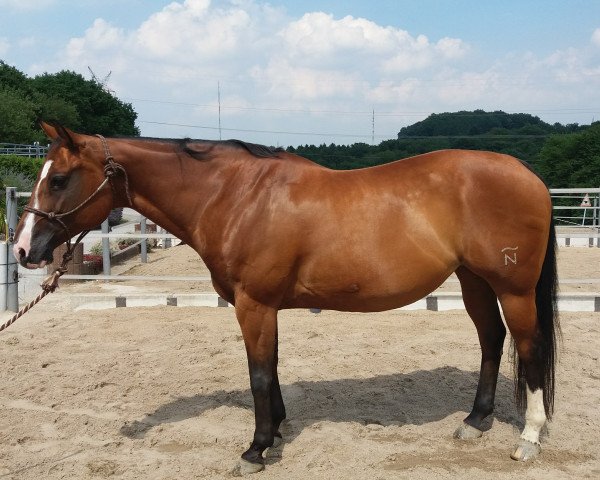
[502, 246, 519, 266]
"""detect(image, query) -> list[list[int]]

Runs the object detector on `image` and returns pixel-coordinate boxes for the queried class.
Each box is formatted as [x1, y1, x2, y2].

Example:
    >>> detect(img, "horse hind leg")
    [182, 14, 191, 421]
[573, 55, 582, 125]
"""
[499, 291, 555, 461]
[511, 385, 545, 460]
[453, 267, 506, 440]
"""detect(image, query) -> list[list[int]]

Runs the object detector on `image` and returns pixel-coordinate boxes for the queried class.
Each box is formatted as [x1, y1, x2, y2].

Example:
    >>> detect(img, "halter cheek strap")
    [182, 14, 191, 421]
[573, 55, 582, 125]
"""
[23, 134, 133, 270]
[97, 134, 133, 205]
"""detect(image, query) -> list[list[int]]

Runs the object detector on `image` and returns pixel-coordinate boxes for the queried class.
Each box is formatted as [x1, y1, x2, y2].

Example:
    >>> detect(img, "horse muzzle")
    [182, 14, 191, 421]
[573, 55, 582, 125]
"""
[14, 244, 54, 269]
[13, 222, 58, 269]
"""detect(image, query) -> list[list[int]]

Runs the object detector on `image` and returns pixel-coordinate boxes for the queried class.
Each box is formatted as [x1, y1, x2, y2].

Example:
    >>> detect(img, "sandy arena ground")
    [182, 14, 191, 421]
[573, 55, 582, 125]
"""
[0, 246, 598, 479]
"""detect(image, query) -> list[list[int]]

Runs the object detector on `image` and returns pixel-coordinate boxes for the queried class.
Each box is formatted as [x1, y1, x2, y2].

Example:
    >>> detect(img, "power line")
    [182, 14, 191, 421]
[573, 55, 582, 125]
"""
[128, 97, 378, 116]
[140, 120, 563, 140]
[140, 120, 381, 138]
[126, 96, 599, 118]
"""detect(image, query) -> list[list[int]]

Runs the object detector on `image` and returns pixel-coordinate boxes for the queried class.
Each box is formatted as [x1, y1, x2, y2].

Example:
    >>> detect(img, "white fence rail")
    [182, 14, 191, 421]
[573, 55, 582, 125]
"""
[551, 188, 600, 229]
[0, 142, 48, 158]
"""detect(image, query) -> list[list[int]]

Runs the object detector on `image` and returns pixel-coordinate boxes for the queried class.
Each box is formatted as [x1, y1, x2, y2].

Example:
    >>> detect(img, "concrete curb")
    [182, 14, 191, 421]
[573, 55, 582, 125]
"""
[71, 293, 230, 310]
[69, 292, 600, 313]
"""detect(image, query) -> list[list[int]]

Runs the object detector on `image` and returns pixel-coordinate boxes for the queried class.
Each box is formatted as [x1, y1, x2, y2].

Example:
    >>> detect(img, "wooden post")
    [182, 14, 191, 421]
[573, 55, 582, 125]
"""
[140, 215, 148, 263]
[101, 218, 111, 276]
[5, 187, 19, 311]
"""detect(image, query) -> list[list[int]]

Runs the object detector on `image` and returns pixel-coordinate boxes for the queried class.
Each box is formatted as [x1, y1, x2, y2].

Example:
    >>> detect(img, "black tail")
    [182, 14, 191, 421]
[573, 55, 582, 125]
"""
[512, 214, 560, 419]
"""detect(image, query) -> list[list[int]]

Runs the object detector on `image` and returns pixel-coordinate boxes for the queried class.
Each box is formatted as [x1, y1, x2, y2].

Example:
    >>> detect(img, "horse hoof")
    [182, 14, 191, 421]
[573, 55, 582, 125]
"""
[511, 440, 541, 461]
[232, 459, 265, 476]
[453, 422, 483, 440]
[271, 434, 283, 448]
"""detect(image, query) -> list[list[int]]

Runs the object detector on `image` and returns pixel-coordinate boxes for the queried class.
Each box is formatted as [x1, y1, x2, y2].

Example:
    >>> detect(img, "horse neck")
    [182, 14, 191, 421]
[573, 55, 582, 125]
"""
[110, 139, 258, 250]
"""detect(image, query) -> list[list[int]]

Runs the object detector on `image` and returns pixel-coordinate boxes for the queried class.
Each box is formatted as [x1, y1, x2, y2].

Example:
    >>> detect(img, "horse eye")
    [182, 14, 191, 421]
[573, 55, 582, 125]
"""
[50, 174, 69, 191]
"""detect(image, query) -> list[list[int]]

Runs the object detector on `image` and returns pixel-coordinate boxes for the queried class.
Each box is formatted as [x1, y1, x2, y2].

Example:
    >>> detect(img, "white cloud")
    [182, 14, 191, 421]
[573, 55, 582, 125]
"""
[592, 28, 600, 48]
[535, 46, 600, 86]
[435, 37, 470, 60]
[280, 13, 398, 58]
[66, 19, 126, 58]
[134, 0, 218, 58]
[279, 12, 467, 73]
[435, 69, 503, 105]
[63, 0, 281, 81]
[251, 59, 366, 100]
[367, 79, 421, 104]
[60, 2, 467, 87]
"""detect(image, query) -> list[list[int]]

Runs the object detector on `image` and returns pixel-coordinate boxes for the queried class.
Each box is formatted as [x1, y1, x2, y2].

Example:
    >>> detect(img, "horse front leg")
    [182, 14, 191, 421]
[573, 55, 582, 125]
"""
[270, 327, 286, 446]
[233, 291, 280, 475]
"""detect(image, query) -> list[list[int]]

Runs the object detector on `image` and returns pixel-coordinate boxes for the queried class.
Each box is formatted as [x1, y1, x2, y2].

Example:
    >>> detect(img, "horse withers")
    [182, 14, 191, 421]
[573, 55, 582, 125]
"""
[14, 122, 559, 474]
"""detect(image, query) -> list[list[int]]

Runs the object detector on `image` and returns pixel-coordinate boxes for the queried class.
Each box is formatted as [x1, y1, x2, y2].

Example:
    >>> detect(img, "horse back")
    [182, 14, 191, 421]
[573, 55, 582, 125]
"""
[211, 149, 551, 310]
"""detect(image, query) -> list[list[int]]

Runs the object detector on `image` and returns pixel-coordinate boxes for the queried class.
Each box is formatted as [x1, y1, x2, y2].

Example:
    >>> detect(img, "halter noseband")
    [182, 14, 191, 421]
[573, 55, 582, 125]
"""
[24, 134, 132, 261]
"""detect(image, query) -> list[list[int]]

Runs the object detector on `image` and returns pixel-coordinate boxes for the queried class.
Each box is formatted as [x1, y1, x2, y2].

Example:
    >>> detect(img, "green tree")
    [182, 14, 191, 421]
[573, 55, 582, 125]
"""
[33, 92, 80, 131]
[537, 123, 600, 187]
[0, 87, 40, 143]
[0, 61, 31, 93]
[0, 62, 139, 142]
[30, 70, 139, 136]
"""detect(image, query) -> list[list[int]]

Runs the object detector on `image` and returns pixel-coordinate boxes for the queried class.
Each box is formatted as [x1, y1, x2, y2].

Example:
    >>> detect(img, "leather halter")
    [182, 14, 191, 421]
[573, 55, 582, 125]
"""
[23, 134, 132, 260]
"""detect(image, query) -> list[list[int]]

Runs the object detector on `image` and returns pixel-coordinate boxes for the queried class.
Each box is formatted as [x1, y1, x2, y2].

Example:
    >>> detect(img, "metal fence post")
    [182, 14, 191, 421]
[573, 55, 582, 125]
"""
[140, 215, 148, 263]
[5, 187, 19, 311]
[101, 218, 111, 276]
[161, 226, 170, 249]
[595, 192, 600, 248]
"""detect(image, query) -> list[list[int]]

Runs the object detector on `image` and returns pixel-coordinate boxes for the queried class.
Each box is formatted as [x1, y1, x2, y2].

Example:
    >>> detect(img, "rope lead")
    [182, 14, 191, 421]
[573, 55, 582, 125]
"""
[0, 228, 89, 332]
[0, 248, 72, 332]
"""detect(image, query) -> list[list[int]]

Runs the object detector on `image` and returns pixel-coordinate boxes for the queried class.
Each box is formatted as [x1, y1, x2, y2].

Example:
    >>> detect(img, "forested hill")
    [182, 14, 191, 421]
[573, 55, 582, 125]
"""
[287, 110, 599, 187]
[397, 110, 584, 137]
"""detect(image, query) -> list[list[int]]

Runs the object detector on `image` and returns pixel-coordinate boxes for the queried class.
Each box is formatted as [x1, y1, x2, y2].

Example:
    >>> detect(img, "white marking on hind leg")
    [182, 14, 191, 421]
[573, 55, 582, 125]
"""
[520, 386, 546, 444]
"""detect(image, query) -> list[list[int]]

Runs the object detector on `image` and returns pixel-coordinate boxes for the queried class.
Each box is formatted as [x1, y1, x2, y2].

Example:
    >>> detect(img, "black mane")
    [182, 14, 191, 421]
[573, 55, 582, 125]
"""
[128, 136, 283, 160]
[225, 139, 284, 158]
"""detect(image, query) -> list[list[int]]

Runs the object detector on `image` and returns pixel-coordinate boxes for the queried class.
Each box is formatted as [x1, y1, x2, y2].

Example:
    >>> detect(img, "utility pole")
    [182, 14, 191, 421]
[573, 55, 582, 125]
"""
[372, 109, 375, 145]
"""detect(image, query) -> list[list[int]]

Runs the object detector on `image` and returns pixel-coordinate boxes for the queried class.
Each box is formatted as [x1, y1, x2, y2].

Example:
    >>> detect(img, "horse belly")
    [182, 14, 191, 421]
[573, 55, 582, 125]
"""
[279, 168, 461, 311]
[284, 247, 456, 312]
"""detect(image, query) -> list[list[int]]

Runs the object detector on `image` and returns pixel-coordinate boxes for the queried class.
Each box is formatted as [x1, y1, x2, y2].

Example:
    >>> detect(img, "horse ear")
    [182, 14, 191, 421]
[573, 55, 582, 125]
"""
[39, 121, 84, 151]
[40, 121, 59, 140]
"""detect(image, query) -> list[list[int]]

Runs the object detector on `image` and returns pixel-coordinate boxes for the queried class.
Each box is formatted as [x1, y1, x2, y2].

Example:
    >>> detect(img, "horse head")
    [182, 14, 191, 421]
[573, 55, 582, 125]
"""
[14, 122, 115, 269]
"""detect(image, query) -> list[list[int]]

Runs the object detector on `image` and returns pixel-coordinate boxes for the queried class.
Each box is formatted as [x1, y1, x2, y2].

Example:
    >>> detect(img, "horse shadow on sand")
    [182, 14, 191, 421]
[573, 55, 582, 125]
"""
[119, 366, 523, 452]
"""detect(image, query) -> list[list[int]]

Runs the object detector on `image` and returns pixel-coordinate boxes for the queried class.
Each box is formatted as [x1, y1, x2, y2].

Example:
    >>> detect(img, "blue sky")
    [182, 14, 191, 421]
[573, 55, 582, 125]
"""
[1, 0, 599, 146]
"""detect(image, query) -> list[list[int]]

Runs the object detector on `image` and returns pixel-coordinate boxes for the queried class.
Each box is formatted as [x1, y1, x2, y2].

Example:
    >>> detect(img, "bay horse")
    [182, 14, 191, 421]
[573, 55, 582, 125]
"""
[14, 122, 559, 474]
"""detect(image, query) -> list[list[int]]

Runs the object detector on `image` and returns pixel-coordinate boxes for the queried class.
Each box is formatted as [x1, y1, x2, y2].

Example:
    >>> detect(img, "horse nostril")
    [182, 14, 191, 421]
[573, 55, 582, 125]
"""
[18, 248, 26, 260]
